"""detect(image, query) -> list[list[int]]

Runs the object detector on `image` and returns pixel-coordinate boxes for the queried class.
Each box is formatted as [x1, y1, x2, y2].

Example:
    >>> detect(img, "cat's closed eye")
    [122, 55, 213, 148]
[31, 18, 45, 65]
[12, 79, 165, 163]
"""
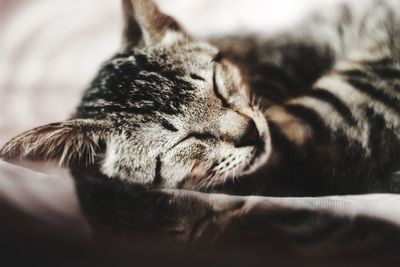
[179, 132, 218, 145]
[190, 73, 205, 81]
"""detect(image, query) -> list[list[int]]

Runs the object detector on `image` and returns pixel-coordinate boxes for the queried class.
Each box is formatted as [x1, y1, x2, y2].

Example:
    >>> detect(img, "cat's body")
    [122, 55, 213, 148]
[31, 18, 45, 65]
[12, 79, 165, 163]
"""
[2, 0, 400, 196]
[212, 0, 400, 195]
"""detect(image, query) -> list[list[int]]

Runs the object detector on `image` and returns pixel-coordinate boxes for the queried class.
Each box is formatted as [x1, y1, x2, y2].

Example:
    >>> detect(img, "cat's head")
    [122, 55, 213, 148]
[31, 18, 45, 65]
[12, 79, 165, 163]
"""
[0, 0, 271, 190]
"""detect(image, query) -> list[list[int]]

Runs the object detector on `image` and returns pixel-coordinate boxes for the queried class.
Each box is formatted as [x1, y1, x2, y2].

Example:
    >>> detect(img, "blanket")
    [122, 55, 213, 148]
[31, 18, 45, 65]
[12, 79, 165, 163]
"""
[1, 160, 400, 266]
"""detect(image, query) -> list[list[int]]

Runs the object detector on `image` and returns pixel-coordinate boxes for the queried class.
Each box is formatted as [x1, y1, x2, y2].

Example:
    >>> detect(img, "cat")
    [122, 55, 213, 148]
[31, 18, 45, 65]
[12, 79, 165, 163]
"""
[2, 0, 400, 196]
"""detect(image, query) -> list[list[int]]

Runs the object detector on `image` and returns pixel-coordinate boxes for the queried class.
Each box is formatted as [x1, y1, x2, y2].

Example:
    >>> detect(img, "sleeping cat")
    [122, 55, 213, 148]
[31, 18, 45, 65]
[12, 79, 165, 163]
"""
[2, 0, 400, 196]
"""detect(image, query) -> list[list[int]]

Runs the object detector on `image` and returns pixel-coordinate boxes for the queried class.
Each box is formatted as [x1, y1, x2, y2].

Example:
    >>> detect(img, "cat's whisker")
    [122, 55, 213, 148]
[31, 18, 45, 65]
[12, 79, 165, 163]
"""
[205, 177, 214, 192]
[200, 172, 215, 192]
[232, 170, 239, 188]
[222, 172, 229, 191]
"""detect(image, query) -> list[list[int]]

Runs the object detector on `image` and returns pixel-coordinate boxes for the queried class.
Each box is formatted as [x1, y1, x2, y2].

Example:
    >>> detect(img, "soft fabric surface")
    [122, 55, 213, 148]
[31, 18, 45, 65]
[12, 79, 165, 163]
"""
[1, 160, 400, 266]
[1, 0, 400, 265]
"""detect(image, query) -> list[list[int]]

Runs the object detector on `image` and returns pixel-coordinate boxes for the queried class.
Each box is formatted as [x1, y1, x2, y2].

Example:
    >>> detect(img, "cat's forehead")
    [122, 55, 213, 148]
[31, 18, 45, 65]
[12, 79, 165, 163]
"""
[77, 43, 217, 121]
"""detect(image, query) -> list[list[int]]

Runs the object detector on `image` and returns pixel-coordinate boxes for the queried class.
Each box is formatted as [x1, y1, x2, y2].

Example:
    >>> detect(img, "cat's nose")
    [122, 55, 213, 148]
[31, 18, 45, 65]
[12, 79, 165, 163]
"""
[217, 109, 262, 147]
[234, 119, 261, 148]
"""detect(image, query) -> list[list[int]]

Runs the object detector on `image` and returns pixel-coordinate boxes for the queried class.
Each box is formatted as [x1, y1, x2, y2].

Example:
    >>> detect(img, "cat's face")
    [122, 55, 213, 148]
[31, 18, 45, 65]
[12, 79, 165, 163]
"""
[0, 0, 271, 190]
[78, 37, 270, 189]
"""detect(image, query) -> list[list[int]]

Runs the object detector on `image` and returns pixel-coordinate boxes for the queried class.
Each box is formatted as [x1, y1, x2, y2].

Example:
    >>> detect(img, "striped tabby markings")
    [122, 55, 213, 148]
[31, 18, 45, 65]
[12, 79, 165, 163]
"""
[345, 75, 400, 112]
[369, 65, 400, 81]
[312, 68, 400, 152]
[305, 89, 357, 126]
[364, 57, 394, 67]
[292, 74, 371, 149]
[266, 74, 361, 147]
[284, 89, 355, 136]
[333, 57, 400, 82]
[153, 155, 163, 186]
[364, 107, 386, 158]
[339, 64, 400, 84]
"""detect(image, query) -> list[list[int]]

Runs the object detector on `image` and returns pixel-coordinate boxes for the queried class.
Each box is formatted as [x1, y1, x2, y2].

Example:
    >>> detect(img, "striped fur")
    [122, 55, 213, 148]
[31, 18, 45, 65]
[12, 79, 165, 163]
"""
[2, 0, 400, 196]
[216, 0, 400, 195]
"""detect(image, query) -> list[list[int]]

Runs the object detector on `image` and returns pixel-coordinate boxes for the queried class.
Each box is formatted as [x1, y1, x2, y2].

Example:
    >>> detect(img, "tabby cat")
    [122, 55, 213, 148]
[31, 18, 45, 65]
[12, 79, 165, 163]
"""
[2, 0, 400, 196]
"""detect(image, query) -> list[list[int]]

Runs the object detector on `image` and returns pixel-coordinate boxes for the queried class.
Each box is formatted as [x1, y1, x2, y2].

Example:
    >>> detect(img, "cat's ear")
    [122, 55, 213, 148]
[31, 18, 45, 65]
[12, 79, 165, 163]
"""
[122, 0, 185, 48]
[0, 119, 111, 166]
